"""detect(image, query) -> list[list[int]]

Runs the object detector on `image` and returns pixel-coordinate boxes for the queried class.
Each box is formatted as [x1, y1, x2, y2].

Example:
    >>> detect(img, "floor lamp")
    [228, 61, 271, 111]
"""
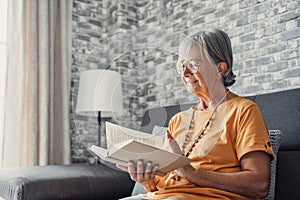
[76, 69, 123, 147]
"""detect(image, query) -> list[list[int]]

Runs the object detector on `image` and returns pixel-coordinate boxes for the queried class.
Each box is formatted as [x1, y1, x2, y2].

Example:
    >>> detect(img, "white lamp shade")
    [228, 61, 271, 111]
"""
[76, 69, 123, 117]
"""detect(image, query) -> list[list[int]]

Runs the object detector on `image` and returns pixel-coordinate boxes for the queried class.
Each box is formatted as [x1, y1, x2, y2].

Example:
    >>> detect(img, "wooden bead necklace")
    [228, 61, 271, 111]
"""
[182, 90, 230, 157]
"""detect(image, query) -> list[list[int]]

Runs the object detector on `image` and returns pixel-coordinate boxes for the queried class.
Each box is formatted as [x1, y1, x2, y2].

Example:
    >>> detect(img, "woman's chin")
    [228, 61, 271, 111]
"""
[185, 84, 199, 94]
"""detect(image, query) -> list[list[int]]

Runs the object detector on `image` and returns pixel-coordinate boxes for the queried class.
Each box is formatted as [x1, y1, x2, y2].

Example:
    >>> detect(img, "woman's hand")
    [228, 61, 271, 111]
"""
[117, 160, 159, 183]
[166, 130, 195, 179]
[129, 160, 159, 183]
[166, 130, 182, 154]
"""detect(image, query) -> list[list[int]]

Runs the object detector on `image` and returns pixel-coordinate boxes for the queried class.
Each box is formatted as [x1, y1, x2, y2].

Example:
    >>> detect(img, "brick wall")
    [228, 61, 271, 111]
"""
[71, 0, 300, 163]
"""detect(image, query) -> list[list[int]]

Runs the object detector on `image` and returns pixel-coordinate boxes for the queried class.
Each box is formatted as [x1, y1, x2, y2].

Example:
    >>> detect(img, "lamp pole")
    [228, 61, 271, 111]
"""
[97, 111, 101, 147]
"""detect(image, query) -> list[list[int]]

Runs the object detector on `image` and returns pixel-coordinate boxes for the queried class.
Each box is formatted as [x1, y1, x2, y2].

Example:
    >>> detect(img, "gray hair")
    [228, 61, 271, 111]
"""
[180, 29, 236, 87]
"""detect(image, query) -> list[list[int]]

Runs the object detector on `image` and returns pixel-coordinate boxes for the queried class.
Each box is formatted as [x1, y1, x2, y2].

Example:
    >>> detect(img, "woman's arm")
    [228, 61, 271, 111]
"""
[167, 131, 271, 199]
[177, 151, 271, 199]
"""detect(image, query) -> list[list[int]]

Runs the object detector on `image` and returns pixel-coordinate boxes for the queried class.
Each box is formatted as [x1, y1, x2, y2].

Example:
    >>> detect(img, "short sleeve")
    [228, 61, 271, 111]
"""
[236, 104, 274, 161]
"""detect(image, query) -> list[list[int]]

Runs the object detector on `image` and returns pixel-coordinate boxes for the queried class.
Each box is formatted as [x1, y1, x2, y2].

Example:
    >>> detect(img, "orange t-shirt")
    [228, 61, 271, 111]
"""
[142, 97, 274, 200]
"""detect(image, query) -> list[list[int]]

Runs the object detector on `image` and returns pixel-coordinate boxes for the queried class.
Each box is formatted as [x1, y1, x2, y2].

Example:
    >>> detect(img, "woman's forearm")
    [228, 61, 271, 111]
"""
[185, 167, 269, 198]
[180, 151, 271, 199]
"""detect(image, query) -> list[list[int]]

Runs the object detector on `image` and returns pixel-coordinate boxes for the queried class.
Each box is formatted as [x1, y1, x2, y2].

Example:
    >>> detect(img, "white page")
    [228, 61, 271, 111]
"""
[106, 122, 164, 149]
[89, 145, 108, 160]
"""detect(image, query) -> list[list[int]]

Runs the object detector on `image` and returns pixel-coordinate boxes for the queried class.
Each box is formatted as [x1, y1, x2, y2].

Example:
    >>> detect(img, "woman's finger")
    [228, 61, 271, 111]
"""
[136, 160, 144, 182]
[116, 164, 128, 171]
[150, 164, 159, 180]
[144, 161, 152, 180]
[167, 130, 182, 154]
[128, 160, 137, 180]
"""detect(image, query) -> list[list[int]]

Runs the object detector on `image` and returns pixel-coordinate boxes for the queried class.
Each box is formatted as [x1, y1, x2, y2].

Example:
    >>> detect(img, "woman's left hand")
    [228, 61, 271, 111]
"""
[166, 130, 195, 179]
[166, 130, 182, 154]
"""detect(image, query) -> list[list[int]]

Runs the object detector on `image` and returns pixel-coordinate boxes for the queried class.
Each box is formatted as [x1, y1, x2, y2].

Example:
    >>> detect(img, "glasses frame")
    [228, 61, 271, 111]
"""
[176, 59, 202, 75]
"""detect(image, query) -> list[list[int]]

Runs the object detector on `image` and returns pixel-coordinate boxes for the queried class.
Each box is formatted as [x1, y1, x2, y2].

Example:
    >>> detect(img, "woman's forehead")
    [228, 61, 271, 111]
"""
[178, 44, 203, 61]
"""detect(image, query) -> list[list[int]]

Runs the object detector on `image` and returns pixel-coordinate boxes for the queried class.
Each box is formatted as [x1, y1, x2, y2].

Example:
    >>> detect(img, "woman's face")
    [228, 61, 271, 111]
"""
[180, 45, 223, 99]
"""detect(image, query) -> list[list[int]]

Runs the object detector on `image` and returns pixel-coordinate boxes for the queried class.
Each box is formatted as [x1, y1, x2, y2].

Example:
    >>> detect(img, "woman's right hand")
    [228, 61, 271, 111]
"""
[129, 160, 159, 183]
[117, 160, 159, 183]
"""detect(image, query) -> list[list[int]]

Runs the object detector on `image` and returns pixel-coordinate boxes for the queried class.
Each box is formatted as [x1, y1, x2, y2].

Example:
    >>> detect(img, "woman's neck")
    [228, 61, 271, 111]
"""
[196, 89, 230, 111]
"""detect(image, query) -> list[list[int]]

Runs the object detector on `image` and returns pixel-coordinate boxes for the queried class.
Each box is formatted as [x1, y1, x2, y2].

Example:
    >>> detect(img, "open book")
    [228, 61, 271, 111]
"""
[88, 122, 193, 176]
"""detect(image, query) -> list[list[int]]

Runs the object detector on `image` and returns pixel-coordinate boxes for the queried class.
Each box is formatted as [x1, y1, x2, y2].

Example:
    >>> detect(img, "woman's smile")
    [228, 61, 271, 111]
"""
[185, 78, 198, 84]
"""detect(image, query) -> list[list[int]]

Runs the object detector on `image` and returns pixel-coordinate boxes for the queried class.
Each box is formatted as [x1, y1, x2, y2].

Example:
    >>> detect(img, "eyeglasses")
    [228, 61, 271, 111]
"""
[175, 59, 202, 75]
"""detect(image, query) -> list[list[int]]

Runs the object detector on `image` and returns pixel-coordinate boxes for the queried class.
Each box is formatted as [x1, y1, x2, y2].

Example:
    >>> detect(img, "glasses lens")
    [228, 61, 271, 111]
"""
[188, 61, 199, 73]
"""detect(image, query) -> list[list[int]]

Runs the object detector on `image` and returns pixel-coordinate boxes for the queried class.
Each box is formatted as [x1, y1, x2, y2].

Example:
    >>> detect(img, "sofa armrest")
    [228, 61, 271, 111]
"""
[0, 164, 134, 200]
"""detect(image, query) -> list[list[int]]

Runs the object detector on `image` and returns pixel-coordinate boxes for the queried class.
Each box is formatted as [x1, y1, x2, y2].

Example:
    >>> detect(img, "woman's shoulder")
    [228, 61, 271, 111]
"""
[230, 96, 256, 104]
[226, 96, 259, 112]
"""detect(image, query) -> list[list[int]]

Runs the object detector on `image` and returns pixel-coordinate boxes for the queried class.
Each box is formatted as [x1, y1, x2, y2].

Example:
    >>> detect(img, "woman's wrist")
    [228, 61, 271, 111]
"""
[180, 164, 196, 180]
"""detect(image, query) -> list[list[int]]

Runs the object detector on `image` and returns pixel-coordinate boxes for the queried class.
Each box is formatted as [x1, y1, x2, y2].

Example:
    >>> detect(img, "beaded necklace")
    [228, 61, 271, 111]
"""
[182, 90, 230, 157]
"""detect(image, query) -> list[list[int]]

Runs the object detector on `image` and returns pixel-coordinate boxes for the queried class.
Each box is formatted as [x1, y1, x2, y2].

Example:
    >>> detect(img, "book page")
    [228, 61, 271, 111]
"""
[106, 122, 164, 149]
[89, 145, 128, 166]
[89, 140, 193, 176]
[110, 140, 185, 169]
[89, 145, 108, 160]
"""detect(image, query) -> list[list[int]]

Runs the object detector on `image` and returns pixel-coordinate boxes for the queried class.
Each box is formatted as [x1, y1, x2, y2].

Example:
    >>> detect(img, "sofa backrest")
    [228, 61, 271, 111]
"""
[246, 88, 300, 151]
[140, 103, 192, 133]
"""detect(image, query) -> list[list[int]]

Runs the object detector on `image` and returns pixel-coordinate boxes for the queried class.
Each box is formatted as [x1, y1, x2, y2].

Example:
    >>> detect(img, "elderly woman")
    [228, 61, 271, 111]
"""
[118, 29, 274, 200]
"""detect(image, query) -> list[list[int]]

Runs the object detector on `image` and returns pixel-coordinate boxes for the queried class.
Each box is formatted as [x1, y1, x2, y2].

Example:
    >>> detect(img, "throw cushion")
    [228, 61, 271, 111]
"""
[152, 125, 168, 139]
[132, 129, 282, 199]
[263, 130, 282, 200]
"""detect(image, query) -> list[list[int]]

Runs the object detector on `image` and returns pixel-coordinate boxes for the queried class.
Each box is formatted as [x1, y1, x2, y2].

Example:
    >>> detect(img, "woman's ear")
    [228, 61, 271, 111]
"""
[217, 62, 228, 77]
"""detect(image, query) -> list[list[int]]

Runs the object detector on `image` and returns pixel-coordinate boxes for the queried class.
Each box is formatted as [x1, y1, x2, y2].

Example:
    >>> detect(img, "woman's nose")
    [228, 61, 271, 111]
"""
[183, 65, 193, 77]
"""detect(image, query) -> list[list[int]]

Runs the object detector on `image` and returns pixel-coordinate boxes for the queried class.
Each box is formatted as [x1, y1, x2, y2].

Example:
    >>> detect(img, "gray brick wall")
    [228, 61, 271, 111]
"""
[71, 0, 300, 163]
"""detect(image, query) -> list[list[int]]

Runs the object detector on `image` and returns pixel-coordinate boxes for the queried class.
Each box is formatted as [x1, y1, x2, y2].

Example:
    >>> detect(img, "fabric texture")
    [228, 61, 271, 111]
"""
[140, 97, 274, 200]
[1, 0, 72, 167]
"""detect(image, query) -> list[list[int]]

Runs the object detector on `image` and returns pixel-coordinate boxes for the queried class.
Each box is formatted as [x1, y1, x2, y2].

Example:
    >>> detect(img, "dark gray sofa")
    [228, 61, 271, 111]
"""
[0, 88, 299, 200]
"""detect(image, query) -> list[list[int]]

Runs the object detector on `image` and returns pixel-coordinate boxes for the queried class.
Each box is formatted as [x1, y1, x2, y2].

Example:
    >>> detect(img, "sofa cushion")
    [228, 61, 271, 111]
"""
[275, 150, 300, 199]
